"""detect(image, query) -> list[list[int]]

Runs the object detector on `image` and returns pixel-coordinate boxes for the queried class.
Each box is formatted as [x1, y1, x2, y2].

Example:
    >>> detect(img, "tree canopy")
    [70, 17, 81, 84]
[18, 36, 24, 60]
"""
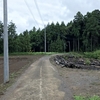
[0, 9, 100, 53]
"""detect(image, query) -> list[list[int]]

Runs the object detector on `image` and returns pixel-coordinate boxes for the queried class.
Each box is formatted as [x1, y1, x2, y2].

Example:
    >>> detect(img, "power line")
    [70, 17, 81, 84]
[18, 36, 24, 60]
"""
[34, 0, 46, 52]
[34, 0, 44, 26]
[24, 0, 39, 27]
[24, 0, 47, 52]
[0, 0, 3, 21]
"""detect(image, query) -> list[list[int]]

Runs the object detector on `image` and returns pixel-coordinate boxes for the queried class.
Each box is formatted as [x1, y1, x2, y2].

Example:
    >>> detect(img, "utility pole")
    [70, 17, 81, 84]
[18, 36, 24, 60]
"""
[44, 25, 46, 52]
[3, 0, 9, 83]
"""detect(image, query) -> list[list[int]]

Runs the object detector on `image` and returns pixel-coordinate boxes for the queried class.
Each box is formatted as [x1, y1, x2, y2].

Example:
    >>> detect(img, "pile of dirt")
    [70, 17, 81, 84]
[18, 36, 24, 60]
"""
[54, 55, 100, 70]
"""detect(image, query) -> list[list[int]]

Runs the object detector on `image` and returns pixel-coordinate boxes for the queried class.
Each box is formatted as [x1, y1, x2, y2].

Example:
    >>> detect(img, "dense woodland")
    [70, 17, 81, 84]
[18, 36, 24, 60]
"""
[0, 9, 100, 53]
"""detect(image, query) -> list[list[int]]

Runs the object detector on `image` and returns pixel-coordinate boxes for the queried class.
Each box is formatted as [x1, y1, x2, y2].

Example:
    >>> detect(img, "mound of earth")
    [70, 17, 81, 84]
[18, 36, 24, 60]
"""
[54, 55, 100, 70]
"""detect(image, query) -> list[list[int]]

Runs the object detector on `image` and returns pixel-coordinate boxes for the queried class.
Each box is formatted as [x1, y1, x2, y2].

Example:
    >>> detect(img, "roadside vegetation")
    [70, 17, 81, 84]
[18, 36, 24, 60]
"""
[9, 52, 57, 56]
[84, 50, 100, 59]
[74, 95, 100, 100]
[68, 50, 100, 59]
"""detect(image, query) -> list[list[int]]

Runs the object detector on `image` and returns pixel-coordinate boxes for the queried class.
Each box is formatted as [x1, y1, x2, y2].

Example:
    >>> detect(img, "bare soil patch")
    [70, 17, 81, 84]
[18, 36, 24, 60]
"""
[50, 55, 100, 98]
[0, 55, 43, 84]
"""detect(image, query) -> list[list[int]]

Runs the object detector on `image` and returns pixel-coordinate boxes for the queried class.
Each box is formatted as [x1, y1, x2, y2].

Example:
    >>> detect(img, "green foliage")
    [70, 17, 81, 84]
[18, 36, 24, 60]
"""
[50, 35, 64, 52]
[74, 96, 85, 100]
[84, 58, 91, 65]
[89, 95, 100, 100]
[0, 9, 100, 53]
[67, 50, 100, 60]
[0, 21, 3, 54]
[84, 50, 100, 59]
[9, 52, 58, 56]
[74, 95, 100, 100]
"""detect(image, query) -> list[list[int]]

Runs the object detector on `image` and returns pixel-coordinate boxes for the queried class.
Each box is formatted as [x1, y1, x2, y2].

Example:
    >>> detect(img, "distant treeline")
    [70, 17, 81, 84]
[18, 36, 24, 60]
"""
[0, 9, 100, 53]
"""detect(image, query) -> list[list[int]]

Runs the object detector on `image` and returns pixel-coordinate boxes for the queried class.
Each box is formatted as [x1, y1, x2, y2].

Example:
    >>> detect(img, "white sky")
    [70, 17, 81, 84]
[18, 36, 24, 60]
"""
[0, 0, 100, 34]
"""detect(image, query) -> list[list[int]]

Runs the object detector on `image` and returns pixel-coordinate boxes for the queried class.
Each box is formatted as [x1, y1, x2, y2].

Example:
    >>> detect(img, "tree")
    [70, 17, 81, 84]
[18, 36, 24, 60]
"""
[22, 30, 31, 52]
[0, 21, 3, 53]
[83, 10, 100, 51]
[8, 21, 17, 53]
[73, 11, 84, 51]
[1, 9, 100, 53]
[50, 35, 64, 52]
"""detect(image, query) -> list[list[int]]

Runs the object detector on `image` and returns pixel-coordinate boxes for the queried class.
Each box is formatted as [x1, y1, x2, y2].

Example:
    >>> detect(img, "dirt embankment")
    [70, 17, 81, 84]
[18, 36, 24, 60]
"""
[50, 55, 100, 98]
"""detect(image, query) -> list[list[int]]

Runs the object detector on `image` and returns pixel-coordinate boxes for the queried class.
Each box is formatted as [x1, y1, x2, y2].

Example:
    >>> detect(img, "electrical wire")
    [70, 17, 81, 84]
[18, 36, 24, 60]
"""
[24, 0, 39, 28]
[34, 0, 44, 26]
[0, 0, 3, 21]
[34, 0, 46, 52]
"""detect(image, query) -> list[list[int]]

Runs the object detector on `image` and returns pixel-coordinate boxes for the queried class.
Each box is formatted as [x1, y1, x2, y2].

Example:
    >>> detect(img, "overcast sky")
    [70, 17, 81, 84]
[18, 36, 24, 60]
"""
[0, 0, 100, 34]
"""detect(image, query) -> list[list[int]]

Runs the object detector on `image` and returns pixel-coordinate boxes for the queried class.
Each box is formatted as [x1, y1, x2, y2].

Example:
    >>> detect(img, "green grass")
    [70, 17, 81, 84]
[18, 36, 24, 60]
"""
[0, 52, 58, 56]
[65, 50, 100, 59]
[9, 52, 58, 56]
[74, 96, 85, 100]
[1, 50, 100, 59]
[62, 52, 80, 59]
[74, 95, 100, 100]
[84, 58, 91, 65]
[84, 50, 100, 59]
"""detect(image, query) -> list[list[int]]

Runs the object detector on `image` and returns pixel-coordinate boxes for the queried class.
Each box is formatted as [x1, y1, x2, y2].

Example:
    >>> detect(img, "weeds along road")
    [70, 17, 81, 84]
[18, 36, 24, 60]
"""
[0, 55, 69, 100]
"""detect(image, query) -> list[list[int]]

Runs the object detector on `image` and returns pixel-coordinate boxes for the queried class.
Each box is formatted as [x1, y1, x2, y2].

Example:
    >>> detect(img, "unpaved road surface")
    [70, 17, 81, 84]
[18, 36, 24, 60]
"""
[50, 56, 100, 98]
[1, 55, 100, 100]
[0, 56, 67, 100]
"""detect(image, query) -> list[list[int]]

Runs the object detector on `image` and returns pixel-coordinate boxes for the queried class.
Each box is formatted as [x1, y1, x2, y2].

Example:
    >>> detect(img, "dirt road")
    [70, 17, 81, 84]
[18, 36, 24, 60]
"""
[50, 56, 100, 98]
[0, 56, 67, 100]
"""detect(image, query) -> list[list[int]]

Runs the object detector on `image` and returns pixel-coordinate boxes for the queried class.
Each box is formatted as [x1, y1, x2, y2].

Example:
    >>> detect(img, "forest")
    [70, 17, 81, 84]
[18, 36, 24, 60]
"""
[0, 9, 100, 53]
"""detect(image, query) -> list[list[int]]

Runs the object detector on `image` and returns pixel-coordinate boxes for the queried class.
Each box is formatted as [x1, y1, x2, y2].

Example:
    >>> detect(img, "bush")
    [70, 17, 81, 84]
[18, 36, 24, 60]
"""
[84, 50, 100, 59]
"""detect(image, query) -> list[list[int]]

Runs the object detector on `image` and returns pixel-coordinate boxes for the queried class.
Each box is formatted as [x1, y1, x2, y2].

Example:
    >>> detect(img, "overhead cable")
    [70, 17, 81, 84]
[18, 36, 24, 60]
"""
[34, 0, 44, 26]
[24, 0, 39, 27]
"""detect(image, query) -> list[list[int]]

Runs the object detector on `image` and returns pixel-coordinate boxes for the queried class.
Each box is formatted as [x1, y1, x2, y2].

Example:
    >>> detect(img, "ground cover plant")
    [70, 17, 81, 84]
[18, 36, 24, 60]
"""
[74, 95, 100, 100]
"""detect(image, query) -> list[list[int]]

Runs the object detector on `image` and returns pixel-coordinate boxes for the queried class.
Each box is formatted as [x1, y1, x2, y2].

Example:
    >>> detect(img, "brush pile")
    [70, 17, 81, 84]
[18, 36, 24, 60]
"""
[54, 55, 100, 70]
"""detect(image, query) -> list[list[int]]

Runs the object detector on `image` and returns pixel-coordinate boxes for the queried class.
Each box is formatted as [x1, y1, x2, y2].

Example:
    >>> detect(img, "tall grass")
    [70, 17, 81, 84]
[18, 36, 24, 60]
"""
[68, 50, 100, 59]
[84, 50, 100, 59]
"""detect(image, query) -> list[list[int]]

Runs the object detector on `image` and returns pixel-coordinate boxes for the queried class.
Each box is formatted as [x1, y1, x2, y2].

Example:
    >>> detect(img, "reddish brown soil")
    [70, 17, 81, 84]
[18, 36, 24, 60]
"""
[0, 55, 43, 84]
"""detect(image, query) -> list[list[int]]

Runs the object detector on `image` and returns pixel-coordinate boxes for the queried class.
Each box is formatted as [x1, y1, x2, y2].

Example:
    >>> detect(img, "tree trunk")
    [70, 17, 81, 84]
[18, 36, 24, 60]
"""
[91, 37, 92, 51]
[78, 37, 79, 52]
[73, 38, 74, 52]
